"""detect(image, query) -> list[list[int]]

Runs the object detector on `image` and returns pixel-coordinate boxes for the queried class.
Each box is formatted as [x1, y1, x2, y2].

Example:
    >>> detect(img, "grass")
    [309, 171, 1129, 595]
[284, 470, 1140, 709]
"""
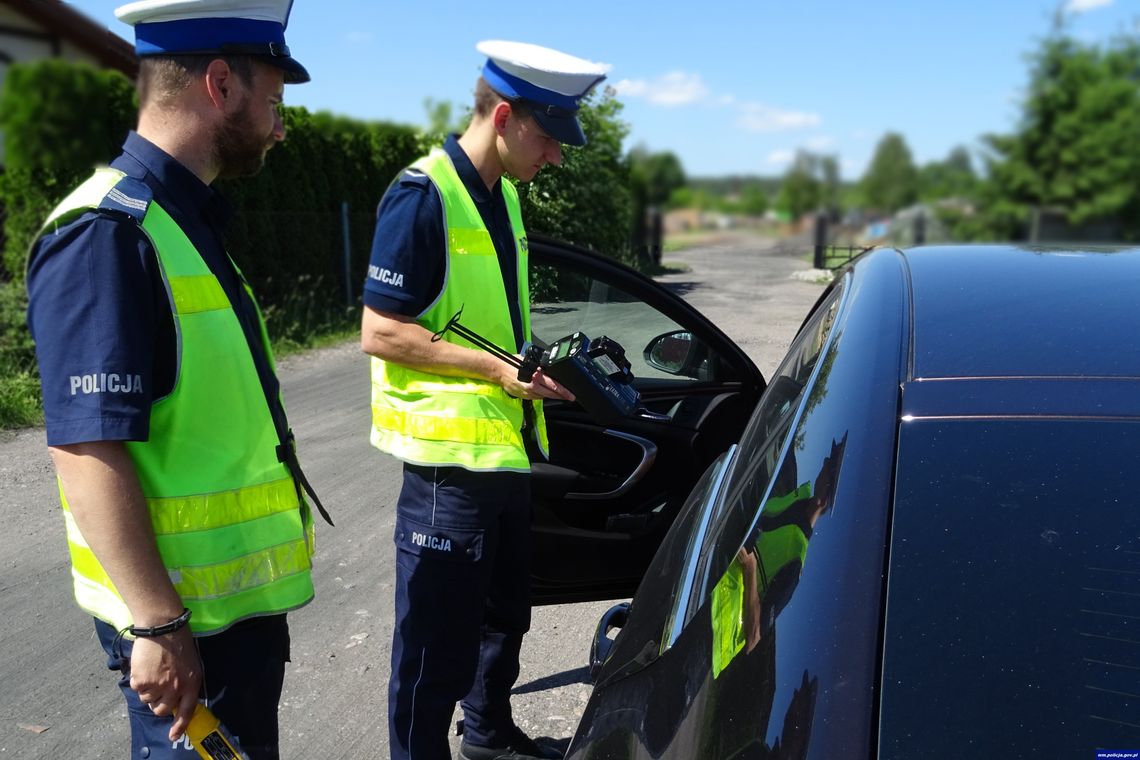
[272, 325, 359, 358]
[0, 370, 43, 429]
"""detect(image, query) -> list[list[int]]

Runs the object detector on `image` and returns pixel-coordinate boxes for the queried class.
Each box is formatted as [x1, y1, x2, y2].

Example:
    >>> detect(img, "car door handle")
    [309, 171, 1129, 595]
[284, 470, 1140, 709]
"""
[566, 429, 657, 501]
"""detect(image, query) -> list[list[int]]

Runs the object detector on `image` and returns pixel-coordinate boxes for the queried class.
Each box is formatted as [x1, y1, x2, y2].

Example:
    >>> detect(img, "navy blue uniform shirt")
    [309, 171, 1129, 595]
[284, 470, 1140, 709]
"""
[364, 135, 526, 350]
[27, 132, 283, 447]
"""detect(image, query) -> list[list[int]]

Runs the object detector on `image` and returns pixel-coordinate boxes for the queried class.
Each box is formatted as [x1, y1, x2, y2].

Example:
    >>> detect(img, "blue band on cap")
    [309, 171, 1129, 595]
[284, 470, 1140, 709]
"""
[481, 60, 579, 112]
[135, 17, 285, 55]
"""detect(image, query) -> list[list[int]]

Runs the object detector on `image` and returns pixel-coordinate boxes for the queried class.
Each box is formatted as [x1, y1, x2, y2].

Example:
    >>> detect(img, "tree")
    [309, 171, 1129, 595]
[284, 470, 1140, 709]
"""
[860, 132, 918, 213]
[971, 28, 1140, 239]
[517, 90, 634, 262]
[422, 97, 460, 137]
[626, 145, 685, 258]
[738, 185, 769, 216]
[919, 146, 979, 202]
[819, 155, 841, 217]
[775, 151, 823, 219]
[629, 147, 686, 207]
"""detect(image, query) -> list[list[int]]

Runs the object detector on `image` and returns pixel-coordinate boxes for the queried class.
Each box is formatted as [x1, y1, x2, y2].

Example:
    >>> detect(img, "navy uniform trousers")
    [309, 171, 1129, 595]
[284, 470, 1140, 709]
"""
[389, 463, 532, 760]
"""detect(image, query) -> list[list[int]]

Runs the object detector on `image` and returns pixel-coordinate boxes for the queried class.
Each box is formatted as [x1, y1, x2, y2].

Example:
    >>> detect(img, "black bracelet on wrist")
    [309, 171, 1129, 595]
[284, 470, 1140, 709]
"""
[127, 608, 192, 638]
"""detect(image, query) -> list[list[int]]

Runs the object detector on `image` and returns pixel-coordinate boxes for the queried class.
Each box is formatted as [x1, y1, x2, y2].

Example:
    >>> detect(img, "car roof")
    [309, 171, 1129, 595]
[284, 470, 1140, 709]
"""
[897, 244, 1140, 380]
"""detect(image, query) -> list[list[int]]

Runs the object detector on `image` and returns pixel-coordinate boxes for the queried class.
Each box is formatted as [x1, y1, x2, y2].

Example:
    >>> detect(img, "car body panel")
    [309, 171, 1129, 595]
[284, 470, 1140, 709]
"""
[883, 417, 1140, 757]
[906, 245, 1140, 379]
[903, 376, 1140, 419]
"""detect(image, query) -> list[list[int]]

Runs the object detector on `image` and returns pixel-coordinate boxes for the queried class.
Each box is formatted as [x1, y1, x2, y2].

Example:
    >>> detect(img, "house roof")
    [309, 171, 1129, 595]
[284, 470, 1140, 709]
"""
[4, 0, 136, 76]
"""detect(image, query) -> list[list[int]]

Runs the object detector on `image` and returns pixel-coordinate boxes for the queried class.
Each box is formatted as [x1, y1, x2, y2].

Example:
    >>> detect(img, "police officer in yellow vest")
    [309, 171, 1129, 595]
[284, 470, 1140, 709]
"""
[25, 2, 325, 757]
[361, 41, 607, 760]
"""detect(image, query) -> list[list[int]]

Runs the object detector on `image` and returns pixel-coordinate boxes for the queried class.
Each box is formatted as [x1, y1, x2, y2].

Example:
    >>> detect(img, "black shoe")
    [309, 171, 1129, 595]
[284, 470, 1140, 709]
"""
[458, 725, 563, 760]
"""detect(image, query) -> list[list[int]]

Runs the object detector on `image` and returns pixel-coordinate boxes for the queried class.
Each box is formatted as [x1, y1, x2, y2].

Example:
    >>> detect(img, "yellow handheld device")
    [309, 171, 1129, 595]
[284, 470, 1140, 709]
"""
[184, 703, 249, 760]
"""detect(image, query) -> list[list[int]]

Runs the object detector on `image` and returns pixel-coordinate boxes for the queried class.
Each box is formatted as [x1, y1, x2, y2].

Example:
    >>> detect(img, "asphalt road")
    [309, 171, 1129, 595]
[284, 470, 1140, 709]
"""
[0, 232, 825, 758]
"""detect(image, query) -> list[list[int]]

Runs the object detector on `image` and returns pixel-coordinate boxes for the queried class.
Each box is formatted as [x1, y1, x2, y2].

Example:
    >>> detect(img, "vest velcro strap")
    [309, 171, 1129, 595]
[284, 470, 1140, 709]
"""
[448, 228, 495, 256]
[169, 274, 230, 314]
[372, 406, 522, 446]
[146, 477, 299, 535]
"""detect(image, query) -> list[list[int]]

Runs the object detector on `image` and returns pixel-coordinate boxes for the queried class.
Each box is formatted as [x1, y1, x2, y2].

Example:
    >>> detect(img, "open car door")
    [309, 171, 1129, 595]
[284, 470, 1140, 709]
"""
[528, 235, 765, 604]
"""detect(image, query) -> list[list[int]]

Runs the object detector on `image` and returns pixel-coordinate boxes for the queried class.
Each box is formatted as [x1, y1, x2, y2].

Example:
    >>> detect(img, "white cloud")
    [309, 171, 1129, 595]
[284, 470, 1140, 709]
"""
[766, 149, 795, 166]
[613, 72, 709, 106]
[1064, 0, 1112, 13]
[615, 72, 820, 143]
[803, 136, 836, 151]
[736, 103, 821, 132]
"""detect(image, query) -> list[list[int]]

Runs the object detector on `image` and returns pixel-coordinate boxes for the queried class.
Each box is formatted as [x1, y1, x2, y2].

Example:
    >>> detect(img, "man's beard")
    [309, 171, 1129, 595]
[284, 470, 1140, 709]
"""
[214, 99, 275, 179]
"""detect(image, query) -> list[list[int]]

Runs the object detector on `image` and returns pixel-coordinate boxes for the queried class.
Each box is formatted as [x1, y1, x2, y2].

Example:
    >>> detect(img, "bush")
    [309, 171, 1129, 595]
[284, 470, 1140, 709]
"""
[0, 60, 136, 280]
[0, 281, 40, 427]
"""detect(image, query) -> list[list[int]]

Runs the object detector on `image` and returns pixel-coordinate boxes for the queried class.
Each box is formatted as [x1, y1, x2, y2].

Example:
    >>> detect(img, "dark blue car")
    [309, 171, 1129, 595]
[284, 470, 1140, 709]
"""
[537, 245, 1140, 759]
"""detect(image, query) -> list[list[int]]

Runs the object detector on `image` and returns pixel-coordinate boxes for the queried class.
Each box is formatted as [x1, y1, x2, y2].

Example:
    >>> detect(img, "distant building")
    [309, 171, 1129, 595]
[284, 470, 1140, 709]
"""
[0, 0, 135, 165]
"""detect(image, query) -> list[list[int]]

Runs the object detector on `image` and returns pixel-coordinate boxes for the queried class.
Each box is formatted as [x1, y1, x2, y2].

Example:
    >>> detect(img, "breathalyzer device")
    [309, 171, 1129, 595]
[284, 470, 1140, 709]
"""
[432, 309, 646, 425]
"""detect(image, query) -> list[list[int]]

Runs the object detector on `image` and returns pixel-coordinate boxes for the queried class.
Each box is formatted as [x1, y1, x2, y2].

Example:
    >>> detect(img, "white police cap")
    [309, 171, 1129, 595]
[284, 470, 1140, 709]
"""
[114, 0, 309, 83]
[477, 40, 609, 147]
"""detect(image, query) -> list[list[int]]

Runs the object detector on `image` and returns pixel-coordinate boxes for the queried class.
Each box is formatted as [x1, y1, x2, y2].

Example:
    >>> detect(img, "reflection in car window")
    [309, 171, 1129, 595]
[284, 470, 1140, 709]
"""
[692, 282, 845, 599]
[529, 263, 725, 382]
[883, 419, 1140, 757]
[692, 273, 898, 759]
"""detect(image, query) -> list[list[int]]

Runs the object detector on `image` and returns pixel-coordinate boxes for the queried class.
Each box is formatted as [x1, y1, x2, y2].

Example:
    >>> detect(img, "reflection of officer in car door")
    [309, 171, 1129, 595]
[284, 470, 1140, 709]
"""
[710, 434, 848, 759]
[360, 40, 607, 760]
[747, 432, 847, 648]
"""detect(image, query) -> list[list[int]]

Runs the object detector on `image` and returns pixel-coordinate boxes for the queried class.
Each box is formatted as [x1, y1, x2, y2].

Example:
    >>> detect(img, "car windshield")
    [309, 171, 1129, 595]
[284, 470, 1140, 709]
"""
[882, 418, 1140, 756]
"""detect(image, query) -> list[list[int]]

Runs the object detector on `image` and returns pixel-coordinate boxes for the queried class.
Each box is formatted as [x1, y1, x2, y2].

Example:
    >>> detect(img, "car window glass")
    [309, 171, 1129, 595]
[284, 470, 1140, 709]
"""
[529, 262, 729, 383]
[692, 271, 903, 758]
[694, 283, 844, 590]
[882, 419, 1140, 757]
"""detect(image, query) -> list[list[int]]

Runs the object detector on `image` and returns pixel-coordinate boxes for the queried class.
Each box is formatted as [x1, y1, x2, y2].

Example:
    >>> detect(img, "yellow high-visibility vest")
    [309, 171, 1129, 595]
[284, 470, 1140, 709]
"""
[370, 148, 548, 471]
[39, 168, 314, 635]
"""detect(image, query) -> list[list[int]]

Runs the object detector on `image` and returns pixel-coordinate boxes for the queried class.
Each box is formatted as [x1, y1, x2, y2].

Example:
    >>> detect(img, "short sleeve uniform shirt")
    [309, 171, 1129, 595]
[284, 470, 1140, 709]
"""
[363, 135, 526, 350]
[27, 132, 282, 447]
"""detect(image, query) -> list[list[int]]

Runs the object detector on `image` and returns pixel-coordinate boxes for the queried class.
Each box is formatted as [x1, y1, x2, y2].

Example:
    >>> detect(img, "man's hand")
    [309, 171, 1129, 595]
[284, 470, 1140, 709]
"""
[129, 628, 203, 740]
[497, 363, 576, 401]
[362, 306, 577, 402]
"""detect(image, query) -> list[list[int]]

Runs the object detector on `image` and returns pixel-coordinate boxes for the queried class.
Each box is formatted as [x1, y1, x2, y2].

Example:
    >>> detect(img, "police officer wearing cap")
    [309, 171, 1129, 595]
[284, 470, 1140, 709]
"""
[25, 2, 325, 757]
[361, 40, 608, 760]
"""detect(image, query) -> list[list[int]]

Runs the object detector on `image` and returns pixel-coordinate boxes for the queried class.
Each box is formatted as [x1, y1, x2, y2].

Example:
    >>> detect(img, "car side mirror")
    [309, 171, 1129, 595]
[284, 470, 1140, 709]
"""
[643, 330, 698, 376]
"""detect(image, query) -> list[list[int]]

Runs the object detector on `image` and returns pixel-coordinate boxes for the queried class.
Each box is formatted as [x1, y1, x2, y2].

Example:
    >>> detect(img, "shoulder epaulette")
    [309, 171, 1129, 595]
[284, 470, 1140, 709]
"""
[97, 176, 154, 222]
[398, 168, 433, 191]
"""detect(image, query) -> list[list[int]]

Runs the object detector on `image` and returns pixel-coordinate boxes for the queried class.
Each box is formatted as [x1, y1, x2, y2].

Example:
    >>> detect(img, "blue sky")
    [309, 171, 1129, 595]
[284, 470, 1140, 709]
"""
[68, 0, 1139, 179]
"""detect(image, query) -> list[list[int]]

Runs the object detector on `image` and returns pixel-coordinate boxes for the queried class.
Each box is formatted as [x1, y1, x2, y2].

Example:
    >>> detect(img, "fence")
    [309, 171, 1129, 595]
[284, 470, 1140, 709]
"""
[811, 210, 935, 270]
